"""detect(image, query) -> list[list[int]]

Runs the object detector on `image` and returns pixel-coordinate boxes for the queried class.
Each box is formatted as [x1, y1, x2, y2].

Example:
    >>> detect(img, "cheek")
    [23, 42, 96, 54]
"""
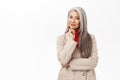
[76, 20, 80, 25]
[68, 19, 71, 24]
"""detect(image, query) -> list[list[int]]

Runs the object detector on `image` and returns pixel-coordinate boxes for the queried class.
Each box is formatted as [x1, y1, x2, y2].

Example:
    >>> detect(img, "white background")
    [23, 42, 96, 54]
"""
[0, 0, 120, 80]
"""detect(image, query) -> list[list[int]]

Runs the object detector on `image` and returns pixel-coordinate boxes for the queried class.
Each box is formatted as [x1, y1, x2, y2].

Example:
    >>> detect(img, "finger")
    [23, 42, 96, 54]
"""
[71, 30, 75, 35]
[68, 29, 74, 35]
[70, 29, 75, 33]
[62, 64, 67, 66]
[61, 64, 69, 67]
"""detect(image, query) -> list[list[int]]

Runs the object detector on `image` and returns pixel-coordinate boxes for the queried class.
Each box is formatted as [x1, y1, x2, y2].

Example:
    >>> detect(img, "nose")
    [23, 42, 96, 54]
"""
[72, 18, 75, 23]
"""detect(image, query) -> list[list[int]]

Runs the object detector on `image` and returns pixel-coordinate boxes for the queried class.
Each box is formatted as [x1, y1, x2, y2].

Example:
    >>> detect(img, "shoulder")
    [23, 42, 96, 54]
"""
[57, 33, 66, 42]
[90, 34, 97, 44]
[57, 33, 65, 39]
[90, 34, 95, 40]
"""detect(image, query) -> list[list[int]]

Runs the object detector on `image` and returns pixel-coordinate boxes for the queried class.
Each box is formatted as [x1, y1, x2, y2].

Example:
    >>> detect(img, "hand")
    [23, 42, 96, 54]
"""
[61, 64, 70, 68]
[68, 28, 75, 39]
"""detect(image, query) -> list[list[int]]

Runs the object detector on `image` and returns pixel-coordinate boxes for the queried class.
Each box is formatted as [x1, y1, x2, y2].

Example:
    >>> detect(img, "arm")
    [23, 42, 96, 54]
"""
[69, 34, 98, 70]
[56, 34, 77, 65]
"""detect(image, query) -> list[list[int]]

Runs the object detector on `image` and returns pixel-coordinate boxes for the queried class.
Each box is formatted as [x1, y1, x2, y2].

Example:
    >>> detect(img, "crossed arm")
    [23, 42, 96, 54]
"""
[57, 34, 98, 70]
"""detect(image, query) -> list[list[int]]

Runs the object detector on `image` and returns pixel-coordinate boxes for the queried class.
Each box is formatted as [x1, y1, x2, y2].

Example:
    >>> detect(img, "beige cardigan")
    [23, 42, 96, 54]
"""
[56, 33, 98, 80]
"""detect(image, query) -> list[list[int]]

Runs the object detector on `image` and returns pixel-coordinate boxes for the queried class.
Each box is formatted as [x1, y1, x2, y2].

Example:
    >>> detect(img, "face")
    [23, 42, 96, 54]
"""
[68, 10, 80, 29]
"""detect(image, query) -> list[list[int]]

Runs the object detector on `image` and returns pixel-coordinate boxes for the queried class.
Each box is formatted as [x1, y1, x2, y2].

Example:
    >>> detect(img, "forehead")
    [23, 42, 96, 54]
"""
[68, 10, 79, 16]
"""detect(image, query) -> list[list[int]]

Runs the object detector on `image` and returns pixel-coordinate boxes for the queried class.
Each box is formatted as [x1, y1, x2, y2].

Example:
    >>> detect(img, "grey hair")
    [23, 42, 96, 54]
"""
[65, 7, 92, 58]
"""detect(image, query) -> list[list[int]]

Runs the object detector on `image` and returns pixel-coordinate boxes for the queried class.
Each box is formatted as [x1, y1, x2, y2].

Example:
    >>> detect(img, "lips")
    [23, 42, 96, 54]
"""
[71, 24, 76, 26]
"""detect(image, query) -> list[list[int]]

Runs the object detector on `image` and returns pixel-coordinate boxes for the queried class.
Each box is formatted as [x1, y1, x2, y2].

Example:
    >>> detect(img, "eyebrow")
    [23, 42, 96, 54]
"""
[69, 15, 79, 17]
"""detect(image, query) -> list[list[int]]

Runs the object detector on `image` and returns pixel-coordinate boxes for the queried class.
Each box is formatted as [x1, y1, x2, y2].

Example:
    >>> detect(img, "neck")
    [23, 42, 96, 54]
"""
[73, 27, 79, 30]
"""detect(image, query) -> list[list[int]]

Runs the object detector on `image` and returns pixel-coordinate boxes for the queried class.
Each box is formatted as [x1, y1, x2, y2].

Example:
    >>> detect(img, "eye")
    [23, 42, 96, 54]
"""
[76, 17, 79, 20]
[69, 15, 73, 19]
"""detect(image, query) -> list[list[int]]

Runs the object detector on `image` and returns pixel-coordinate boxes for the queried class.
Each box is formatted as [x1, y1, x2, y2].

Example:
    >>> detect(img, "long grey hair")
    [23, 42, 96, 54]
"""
[65, 7, 92, 58]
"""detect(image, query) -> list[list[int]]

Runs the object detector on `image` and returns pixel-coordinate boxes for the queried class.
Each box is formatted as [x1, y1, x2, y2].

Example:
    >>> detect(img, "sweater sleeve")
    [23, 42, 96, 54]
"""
[56, 34, 77, 65]
[69, 34, 98, 70]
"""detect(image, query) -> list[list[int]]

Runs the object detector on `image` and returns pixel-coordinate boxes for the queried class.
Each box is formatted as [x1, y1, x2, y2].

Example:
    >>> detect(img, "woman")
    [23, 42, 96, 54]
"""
[56, 6, 98, 80]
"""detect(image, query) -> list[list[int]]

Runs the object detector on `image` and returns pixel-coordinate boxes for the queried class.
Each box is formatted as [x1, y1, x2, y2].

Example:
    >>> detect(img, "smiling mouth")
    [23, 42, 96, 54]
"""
[71, 24, 76, 26]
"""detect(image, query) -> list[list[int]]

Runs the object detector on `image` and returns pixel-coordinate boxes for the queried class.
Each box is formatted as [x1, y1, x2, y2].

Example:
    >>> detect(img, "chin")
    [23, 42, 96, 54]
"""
[70, 26, 75, 28]
[70, 27, 78, 29]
